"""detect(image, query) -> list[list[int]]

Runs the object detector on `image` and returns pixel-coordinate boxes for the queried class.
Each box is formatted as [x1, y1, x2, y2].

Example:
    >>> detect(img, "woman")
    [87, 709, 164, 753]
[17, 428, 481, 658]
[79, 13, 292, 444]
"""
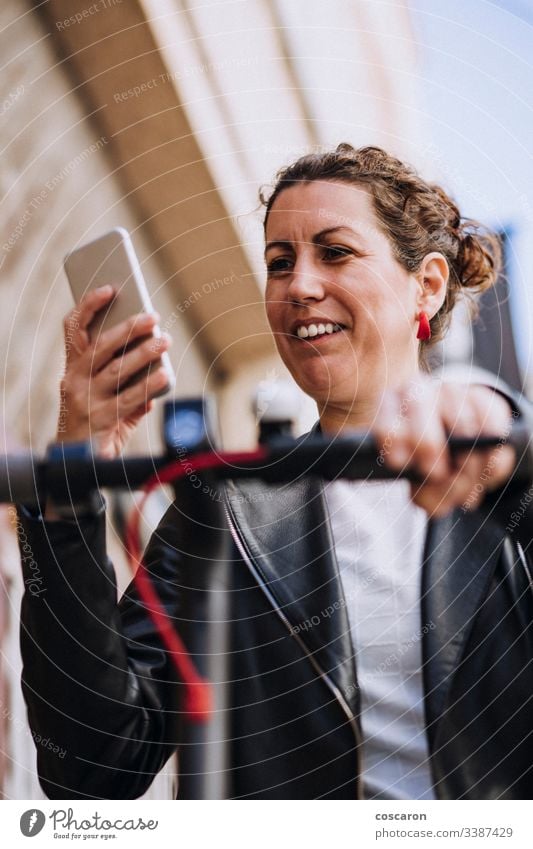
[17, 144, 533, 800]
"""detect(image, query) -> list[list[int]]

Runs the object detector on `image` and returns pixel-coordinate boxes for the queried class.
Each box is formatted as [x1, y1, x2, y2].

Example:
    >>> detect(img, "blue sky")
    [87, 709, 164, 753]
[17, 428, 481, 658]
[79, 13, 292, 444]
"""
[409, 0, 533, 381]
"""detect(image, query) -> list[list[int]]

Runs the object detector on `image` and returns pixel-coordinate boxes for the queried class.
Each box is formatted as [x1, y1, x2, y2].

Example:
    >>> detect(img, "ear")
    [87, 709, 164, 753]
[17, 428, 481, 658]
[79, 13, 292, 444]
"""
[416, 252, 449, 317]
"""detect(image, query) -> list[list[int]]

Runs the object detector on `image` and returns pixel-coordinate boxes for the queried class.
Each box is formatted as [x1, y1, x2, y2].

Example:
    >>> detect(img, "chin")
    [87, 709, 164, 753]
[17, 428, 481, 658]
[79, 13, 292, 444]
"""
[291, 368, 360, 406]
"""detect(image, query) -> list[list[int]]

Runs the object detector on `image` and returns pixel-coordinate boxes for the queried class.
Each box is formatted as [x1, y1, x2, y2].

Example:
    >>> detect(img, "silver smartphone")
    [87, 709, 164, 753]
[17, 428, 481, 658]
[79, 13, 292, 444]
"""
[64, 227, 174, 396]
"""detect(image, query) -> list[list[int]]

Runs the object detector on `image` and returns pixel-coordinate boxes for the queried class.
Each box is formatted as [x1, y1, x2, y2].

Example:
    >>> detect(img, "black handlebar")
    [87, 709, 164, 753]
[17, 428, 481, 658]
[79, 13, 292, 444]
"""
[1, 419, 530, 508]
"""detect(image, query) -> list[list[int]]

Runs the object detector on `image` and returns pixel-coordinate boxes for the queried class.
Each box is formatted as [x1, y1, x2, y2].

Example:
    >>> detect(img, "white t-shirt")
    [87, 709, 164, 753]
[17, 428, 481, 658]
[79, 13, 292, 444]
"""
[323, 477, 436, 800]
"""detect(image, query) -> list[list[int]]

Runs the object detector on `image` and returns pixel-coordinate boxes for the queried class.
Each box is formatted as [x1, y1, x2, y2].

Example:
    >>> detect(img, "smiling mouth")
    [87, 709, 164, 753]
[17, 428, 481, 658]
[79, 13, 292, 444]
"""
[293, 322, 346, 340]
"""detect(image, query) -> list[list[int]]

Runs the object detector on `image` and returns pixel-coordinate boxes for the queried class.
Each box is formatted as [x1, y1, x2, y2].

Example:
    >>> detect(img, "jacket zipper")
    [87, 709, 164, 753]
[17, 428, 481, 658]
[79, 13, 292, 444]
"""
[224, 501, 365, 800]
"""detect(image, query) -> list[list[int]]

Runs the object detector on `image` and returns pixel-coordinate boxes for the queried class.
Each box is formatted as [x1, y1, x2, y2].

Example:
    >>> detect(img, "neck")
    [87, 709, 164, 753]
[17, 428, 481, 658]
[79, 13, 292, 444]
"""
[318, 366, 426, 436]
[318, 398, 378, 435]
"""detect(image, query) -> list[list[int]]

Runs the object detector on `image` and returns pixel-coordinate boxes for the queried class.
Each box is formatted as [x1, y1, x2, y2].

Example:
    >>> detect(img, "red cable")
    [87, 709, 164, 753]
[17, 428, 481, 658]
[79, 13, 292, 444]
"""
[123, 448, 268, 723]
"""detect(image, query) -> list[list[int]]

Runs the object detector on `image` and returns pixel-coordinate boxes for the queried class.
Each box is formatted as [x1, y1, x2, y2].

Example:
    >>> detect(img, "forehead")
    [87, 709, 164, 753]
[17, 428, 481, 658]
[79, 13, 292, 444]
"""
[265, 180, 378, 239]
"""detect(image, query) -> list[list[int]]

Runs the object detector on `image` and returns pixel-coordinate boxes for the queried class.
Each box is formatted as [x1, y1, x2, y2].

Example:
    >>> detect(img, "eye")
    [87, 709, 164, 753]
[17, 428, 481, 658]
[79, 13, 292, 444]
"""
[266, 256, 293, 275]
[323, 245, 352, 261]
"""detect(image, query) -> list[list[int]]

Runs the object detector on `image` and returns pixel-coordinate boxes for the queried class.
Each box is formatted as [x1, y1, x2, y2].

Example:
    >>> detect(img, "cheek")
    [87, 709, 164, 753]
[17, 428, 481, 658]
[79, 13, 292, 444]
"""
[265, 280, 290, 321]
[362, 273, 413, 323]
[264, 301, 285, 340]
[264, 299, 277, 330]
[264, 286, 274, 316]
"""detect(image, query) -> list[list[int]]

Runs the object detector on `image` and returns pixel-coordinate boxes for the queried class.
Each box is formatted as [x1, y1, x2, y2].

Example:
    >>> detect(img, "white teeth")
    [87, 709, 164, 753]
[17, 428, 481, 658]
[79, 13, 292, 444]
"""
[295, 323, 343, 339]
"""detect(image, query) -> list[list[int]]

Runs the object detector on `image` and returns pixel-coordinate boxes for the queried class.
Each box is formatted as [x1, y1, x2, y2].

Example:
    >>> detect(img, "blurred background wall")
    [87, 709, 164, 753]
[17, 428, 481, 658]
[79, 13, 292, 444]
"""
[0, 0, 530, 799]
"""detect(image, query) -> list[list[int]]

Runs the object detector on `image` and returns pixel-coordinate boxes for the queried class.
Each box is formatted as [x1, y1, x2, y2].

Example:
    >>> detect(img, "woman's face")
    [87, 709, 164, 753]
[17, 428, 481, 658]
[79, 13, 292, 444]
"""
[264, 180, 423, 413]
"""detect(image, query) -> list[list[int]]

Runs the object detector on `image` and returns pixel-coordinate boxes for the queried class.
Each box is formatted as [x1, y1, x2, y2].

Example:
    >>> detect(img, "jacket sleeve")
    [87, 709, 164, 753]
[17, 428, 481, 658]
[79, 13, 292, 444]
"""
[474, 377, 533, 554]
[17, 500, 185, 800]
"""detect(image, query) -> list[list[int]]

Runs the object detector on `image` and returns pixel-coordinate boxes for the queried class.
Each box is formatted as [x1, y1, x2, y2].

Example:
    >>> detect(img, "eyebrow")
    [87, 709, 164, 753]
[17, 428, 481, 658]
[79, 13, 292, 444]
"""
[264, 226, 363, 258]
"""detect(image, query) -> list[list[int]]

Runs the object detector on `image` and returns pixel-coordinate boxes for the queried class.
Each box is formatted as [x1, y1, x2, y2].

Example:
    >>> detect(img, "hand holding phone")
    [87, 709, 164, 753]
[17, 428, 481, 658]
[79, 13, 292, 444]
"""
[64, 227, 174, 394]
[57, 229, 174, 458]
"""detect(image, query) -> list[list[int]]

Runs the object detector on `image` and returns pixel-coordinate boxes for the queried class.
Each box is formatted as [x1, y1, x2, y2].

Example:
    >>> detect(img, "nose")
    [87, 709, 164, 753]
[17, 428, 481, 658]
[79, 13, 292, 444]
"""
[286, 254, 326, 303]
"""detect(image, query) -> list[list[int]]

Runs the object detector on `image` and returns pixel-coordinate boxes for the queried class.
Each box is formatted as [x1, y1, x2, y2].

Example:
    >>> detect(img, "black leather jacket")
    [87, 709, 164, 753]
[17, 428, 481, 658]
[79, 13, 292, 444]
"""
[16, 382, 533, 800]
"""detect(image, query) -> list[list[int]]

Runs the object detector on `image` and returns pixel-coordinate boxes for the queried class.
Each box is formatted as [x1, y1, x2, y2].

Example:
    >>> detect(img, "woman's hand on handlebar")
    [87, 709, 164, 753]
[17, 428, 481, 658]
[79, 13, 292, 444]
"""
[373, 376, 516, 518]
[56, 285, 171, 459]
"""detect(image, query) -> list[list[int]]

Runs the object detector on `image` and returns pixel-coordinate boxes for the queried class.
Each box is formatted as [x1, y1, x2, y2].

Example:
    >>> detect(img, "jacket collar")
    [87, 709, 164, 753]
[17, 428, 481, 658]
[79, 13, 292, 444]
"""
[224, 427, 359, 716]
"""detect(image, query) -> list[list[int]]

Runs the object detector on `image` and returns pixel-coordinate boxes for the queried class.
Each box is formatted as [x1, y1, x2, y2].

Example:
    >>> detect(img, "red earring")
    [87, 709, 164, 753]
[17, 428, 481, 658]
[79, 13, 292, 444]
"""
[416, 311, 431, 341]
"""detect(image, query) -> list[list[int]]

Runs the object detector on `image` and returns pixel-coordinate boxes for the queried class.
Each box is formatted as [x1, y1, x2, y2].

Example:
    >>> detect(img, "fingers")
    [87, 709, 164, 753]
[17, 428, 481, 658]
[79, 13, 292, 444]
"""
[96, 333, 171, 394]
[89, 312, 161, 374]
[92, 368, 170, 426]
[444, 385, 515, 507]
[64, 285, 115, 359]
[58, 287, 172, 455]
[426, 384, 489, 514]
[374, 380, 450, 482]
[129, 399, 154, 420]
[375, 381, 454, 519]
[64, 287, 159, 375]
[61, 328, 170, 421]
[374, 378, 516, 519]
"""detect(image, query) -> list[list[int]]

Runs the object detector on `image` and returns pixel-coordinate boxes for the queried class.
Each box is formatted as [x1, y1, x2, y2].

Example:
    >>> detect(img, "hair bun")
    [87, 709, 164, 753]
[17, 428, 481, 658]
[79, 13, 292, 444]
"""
[457, 222, 502, 292]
